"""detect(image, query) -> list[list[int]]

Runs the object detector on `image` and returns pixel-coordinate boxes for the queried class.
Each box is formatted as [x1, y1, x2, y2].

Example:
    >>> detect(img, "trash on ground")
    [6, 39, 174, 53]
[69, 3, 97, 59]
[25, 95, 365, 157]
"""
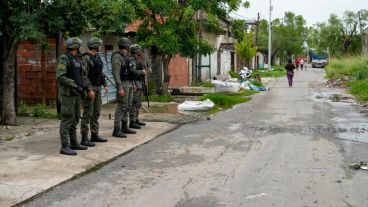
[349, 162, 367, 170]
[212, 80, 241, 93]
[245, 193, 266, 199]
[248, 82, 268, 91]
[360, 166, 368, 170]
[178, 99, 215, 111]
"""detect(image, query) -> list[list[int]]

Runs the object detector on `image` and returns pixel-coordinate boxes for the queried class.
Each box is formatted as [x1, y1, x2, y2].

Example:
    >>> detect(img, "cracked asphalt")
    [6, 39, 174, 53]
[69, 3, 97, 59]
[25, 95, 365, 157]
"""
[22, 68, 368, 207]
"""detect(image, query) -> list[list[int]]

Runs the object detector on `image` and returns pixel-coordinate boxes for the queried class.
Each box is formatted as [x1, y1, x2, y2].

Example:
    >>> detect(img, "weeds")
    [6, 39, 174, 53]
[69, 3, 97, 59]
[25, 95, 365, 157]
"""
[348, 80, 368, 101]
[16, 102, 58, 119]
[325, 56, 368, 102]
[0, 135, 15, 141]
[143, 95, 174, 102]
[17, 101, 30, 116]
[228, 71, 240, 79]
[199, 90, 254, 113]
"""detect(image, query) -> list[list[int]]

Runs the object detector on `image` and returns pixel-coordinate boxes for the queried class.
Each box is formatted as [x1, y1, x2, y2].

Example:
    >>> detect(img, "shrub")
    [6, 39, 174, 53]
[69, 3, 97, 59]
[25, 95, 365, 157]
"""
[348, 80, 368, 101]
[228, 70, 240, 79]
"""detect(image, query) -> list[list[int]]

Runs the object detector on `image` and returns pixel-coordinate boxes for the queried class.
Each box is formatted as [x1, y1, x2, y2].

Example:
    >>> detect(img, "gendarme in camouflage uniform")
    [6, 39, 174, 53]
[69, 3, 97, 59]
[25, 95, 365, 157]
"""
[80, 37, 108, 146]
[56, 37, 88, 156]
[129, 44, 146, 128]
[111, 38, 145, 138]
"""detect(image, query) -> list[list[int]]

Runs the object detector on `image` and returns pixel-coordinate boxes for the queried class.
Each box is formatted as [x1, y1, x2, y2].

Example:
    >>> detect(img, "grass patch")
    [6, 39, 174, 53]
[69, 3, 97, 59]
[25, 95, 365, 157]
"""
[250, 80, 264, 88]
[258, 70, 286, 78]
[348, 80, 368, 101]
[17, 102, 58, 119]
[325, 56, 368, 102]
[144, 95, 173, 102]
[0, 135, 15, 141]
[192, 81, 215, 88]
[199, 89, 255, 113]
[228, 70, 240, 79]
[325, 56, 368, 79]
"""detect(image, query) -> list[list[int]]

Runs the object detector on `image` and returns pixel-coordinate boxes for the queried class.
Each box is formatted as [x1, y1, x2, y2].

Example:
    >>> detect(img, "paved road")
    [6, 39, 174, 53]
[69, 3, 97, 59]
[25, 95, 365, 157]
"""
[23, 68, 368, 207]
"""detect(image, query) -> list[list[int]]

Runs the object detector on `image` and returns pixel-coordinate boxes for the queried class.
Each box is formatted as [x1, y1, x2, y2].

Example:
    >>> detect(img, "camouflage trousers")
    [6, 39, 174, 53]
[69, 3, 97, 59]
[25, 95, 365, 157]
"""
[129, 88, 142, 122]
[59, 95, 81, 146]
[81, 88, 102, 135]
[114, 87, 133, 129]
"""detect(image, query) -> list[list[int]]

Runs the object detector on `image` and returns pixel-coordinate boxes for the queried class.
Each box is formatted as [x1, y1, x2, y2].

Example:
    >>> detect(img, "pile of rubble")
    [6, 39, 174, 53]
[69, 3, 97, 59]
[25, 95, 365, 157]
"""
[323, 76, 351, 88]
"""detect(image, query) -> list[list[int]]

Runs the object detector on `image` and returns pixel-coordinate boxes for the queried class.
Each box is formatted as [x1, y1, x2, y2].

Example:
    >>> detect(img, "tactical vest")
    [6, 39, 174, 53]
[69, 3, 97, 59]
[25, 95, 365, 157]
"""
[113, 52, 134, 81]
[135, 60, 145, 81]
[66, 54, 82, 86]
[82, 53, 104, 86]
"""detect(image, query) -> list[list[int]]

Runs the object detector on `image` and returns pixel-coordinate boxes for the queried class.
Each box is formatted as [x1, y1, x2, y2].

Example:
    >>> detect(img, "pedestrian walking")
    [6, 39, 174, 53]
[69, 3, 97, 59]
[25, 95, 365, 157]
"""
[80, 37, 108, 146]
[111, 38, 146, 138]
[285, 59, 296, 87]
[56, 37, 87, 155]
[295, 58, 300, 71]
[300, 58, 304, 71]
[129, 44, 146, 129]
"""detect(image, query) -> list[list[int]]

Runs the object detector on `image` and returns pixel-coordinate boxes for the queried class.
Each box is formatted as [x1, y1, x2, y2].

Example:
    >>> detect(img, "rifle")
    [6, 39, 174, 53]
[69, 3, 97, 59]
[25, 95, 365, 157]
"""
[142, 61, 150, 108]
[102, 72, 116, 88]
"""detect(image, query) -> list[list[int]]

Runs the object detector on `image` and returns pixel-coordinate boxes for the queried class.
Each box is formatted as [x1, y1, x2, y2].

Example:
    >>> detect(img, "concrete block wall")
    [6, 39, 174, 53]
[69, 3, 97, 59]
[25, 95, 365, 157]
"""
[17, 38, 57, 105]
[168, 55, 189, 88]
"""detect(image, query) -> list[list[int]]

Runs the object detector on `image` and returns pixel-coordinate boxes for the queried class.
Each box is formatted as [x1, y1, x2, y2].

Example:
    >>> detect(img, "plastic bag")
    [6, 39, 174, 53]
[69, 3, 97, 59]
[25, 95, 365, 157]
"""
[178, 99, 215, 111]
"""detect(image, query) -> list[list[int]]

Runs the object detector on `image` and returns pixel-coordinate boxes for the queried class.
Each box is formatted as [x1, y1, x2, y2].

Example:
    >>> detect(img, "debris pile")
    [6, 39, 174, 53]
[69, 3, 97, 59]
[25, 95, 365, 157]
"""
[324, 76, 350, 88]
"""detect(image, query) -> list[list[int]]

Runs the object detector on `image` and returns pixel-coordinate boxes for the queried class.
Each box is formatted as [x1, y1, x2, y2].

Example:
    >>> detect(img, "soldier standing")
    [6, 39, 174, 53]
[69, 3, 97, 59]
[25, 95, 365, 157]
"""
[80, 37, 108, 146]
[129, 44, 146, 129]
[56, 37, 88, 156]
[111, 38, 146, 138]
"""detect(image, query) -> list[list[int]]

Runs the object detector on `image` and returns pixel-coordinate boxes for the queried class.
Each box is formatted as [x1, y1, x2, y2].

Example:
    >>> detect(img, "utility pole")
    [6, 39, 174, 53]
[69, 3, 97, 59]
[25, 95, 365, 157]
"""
[255, 12, 260, 69]
[268, 0, 272, 70]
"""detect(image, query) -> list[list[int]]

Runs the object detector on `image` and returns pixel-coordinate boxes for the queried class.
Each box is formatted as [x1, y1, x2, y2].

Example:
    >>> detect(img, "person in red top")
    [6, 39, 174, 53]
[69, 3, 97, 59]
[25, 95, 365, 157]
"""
[295, 58, 300, 71]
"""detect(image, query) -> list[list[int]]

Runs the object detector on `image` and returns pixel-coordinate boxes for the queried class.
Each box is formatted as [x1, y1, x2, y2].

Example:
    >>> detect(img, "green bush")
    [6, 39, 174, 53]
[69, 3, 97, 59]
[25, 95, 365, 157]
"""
[32, 104, 58, 119]
[250, 80, 264, 88]
[228, 70, 240, 79]
[348, 80, 368, 101]
[325, 57, 368, 79]
[17, 101, 30, 116]
[200, 93, 250, 108]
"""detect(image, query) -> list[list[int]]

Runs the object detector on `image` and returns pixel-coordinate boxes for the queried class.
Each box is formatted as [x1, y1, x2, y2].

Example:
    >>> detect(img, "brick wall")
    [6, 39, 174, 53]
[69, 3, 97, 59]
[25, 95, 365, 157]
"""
[17, 38, 57, 104]
[168, 55, 189, 88]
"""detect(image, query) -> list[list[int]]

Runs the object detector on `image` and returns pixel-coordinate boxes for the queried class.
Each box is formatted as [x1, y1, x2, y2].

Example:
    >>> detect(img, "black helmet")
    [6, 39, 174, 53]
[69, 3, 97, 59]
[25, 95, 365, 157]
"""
[87, 37, 102, 49]
[118, 37, 131, 48]
[130, 44, 142, 55]
[66, 37, 82, 49]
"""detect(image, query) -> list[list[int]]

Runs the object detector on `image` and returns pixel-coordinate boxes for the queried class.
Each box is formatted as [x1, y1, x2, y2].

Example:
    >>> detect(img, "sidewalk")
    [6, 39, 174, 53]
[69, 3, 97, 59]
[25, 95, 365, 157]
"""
[0, 104, 181, 207]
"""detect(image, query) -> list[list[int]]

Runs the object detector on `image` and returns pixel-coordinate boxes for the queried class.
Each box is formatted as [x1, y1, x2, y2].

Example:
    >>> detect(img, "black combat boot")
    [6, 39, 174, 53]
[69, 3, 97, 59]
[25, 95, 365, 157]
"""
[60, 144, 77, 156]
[129, 120, 141, 129]
[91, 132, 108, 142]
[112, 128, 127, 138]
[122, 122, 136, 134]
[70, 143, 88, 150]
[136, 119, 146, 126]
[81, 133, 95, 147]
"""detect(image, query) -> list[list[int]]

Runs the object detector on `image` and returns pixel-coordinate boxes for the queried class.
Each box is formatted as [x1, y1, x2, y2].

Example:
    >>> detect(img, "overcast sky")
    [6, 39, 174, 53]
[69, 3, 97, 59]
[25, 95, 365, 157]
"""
[232, 0, 368, 26]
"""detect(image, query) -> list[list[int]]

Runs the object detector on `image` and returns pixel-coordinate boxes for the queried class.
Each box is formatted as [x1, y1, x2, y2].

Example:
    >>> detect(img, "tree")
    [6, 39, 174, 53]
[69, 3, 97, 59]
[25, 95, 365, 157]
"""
[0, 0, 134, 125]
[235, 32, 257, 63]
[257, 12, 308, 64]
[131, 0, 248, 94]
[314, 10, 368, 56]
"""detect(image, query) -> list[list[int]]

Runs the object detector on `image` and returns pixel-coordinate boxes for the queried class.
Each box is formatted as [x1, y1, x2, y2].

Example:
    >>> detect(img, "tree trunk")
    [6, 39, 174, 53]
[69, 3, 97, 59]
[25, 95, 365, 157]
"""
[160, 54, 172, 95]
[0, 34, 3, 117]
[1, 35, 18, 125]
